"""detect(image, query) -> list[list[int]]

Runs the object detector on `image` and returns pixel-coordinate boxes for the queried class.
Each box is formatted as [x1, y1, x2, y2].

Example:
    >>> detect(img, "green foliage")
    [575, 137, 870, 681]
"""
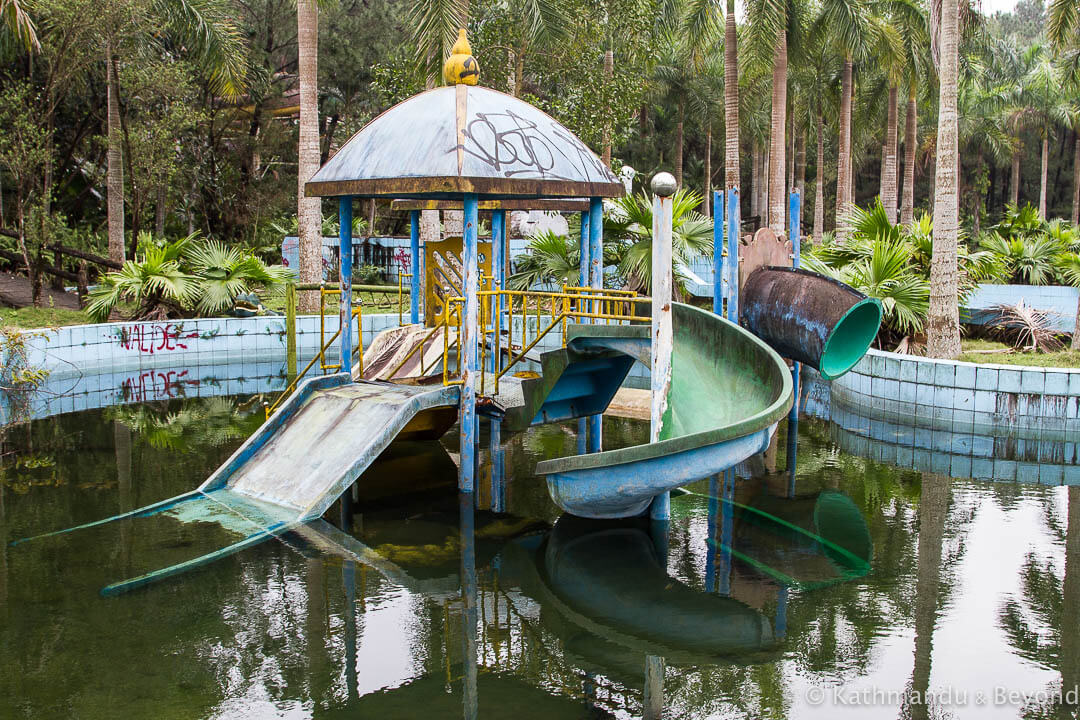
[86, 232, 291, 322]
[605, 187, 713, 293]
[508, 230, 582, 290]
[0, 324, 49, 431]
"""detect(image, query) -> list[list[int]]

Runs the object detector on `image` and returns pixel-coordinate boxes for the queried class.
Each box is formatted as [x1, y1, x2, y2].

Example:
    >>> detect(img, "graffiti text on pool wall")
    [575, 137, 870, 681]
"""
[118, 370, 197, 402]
[117, 324, 200, 354]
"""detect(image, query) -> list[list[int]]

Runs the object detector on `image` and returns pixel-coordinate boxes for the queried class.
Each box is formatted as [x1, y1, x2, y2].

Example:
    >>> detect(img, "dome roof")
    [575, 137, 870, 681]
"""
[305, 85, 623, 200]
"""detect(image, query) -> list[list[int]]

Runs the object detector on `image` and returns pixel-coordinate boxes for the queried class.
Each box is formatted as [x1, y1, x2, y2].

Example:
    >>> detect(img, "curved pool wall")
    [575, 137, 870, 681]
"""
[801, 348, 1080, 484]
[2, 313, 398, 424]
[3, 314, 655, 424]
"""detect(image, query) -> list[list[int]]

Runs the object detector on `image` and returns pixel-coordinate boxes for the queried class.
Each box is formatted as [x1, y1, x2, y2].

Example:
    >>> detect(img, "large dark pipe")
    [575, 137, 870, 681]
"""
[741, 266, 882, 380]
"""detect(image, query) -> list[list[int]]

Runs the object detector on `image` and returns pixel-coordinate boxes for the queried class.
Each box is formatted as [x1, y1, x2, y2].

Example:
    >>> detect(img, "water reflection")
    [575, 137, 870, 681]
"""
[9, 397, 1080, 718]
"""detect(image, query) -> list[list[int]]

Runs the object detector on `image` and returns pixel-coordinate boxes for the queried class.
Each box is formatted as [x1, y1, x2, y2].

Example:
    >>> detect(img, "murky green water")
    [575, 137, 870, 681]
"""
[3, 396, 1080, 719]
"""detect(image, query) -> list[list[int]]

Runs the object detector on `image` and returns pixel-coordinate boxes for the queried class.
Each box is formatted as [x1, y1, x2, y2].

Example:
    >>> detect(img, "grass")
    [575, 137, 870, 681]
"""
[959, 337, 1080, 368]
[0, 306, 92, 329]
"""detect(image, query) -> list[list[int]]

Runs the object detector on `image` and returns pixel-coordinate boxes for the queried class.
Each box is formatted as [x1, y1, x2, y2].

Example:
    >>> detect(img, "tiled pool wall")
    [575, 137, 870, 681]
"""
[18, 313, 403, 379]
[3, 314, 651, 422]
[802, 348, 1080, 484]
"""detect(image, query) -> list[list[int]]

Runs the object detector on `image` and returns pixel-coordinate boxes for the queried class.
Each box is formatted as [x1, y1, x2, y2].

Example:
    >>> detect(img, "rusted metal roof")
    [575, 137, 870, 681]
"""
[305, 85, 623, 200]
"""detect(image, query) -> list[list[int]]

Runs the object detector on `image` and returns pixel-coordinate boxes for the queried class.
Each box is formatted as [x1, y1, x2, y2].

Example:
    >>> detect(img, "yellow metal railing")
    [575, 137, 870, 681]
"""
[441, 287, 649, 393]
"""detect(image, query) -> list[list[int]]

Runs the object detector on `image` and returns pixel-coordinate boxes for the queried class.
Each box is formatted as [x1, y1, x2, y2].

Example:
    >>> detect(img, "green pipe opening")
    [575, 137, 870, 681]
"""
[818, 298, 883, 380]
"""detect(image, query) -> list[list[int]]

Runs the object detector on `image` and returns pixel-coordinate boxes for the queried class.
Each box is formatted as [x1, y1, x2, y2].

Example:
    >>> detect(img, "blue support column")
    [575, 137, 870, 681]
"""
[725, 189, 740, 323]
[409, 210, 420, 324]
[587, 197, 604, 454]
[788, 190, 802, 424]
[491, 210, 506, 374]
[459, 194, 480, 493]
[459, 491, 479, 720]
[712, 190, 725, 316]
[577, 210, 590, 450]
[338, 197, 354, 373]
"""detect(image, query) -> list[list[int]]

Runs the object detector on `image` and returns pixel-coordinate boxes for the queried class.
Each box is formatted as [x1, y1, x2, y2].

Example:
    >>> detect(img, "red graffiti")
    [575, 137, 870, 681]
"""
[118, 370, 198, 403]
[118, 323, 200, 354]
[394, 247, 411, 274]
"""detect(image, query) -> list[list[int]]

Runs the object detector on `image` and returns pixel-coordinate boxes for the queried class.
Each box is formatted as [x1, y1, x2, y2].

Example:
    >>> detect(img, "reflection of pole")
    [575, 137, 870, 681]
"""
[339, 197, 354, 372]
[775, 586, 788, 640]
[786, 416, 798, 499]
[587, 197, 604, 454]
[410, 210, 420, 324]
[706, 474, 720, 592]
[644, 655, 665, 720]
[1062, 486, 1080, 706]
[460, 491, 479, 720]
[460, 194, 480, 492]
[343, 560, 358, 704]
[649, 173, 676, 522]
[490, 419, 504, 513]
[578, 209, 590, 454]
[718, 468, 734, 596]
[115, 421, 133, 573]
[909, 473, 950, 720]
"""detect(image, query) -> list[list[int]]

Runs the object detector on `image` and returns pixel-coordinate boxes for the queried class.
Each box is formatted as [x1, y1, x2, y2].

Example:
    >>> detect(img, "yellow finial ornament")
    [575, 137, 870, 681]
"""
[443, 29, 479, 86]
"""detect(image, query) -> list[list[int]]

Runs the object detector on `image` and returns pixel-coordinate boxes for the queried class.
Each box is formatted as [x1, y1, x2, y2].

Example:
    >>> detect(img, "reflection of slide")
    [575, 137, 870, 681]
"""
[537, 303, 793, 518]
[501, 515, 779, 673]
[12, 374, 460, 595]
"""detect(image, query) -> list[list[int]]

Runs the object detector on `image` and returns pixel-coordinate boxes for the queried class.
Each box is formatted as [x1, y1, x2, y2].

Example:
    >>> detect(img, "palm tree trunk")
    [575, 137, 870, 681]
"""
[768, 31, 788, 235]
[602, 48, 614, 166]
[1061, 486, 1080, 698]
[901, 88, 917, 225]
[724, 0, 740, 190]
[106, 40, 125, 264]
[835, 56, 853, 239]
[703, 123, 712, 217]
[297, 0, 323, 312]
[796, 126, 806, 198]
[1072, 290, 1080, 351]
[751, 144, 760, 219]
[815, 111, 825, 240]
[883, 84, 899, 222]
[927, 0, 962, 359]
[1039, 129, 1049, 219]
[1011, 138, 1021, 206]
[1073, 131, 1079, 226]
[675, 99, 685, 187]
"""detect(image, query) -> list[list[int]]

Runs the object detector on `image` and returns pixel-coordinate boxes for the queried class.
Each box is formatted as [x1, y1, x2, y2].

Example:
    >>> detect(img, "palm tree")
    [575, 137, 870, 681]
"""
[605, 188, 714, 293]
[0, 0, 38, 51]
[926, 0, 961, 358]
[724, 0, 740, 191]
[297, 0, 322, 311]
[102, 0, 247, 264]
[1020, 47, 1071, 219]
[1056, 252, 1080, 350]
[883, 0, 927, 225]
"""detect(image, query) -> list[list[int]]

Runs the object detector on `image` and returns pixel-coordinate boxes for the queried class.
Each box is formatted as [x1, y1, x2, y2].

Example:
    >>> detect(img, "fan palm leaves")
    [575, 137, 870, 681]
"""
[184, 239, 294, 315]
[507, 230, 581, 290]
[978, 233, 1063, 285]
[86, 233, 292, 322]
[605, 188, 713, 294]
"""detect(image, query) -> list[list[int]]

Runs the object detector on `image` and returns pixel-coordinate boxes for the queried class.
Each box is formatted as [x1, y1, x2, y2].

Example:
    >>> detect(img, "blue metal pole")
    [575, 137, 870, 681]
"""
[409, 210, 420, 324]
[459, 193, 480, 493]
[587, 197, 604, 454]
[577, 209, 590, 450]
[491, 210, 505, 375]
[712, 190, 724, 316]
[788, 190, 802, 425]
[725, 189, 740, 323]
[339, 197, 354, 374]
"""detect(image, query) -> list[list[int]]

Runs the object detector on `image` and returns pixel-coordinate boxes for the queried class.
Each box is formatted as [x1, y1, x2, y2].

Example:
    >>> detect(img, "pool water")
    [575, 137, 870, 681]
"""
[2, 395, 1080, 719]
